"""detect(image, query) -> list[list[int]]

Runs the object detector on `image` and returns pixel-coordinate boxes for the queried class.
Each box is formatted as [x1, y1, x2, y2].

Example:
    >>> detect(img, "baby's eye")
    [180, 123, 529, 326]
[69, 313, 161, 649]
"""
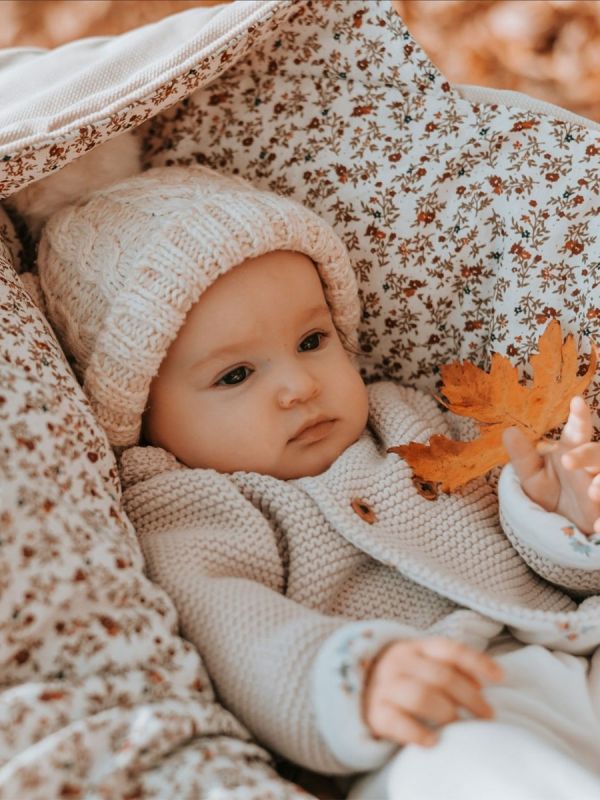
[299, 331, 328, 352]
[216, 366, 253, 386]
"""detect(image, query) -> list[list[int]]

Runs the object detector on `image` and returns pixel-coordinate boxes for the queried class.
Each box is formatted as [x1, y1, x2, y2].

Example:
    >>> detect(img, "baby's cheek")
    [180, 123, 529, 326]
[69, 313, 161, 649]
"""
[345, 371, 369, 433]
[240, 421, 288, 475]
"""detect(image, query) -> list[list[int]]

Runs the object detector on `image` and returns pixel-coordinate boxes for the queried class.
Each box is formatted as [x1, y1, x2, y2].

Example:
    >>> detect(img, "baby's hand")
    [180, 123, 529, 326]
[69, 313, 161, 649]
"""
[503, 395, 600, 536]
[362, 638, 503, 747]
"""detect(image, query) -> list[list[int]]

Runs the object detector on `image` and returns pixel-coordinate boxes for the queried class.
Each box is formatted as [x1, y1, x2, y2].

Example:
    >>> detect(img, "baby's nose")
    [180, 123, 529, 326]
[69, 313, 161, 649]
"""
[277, 368, 320, 409]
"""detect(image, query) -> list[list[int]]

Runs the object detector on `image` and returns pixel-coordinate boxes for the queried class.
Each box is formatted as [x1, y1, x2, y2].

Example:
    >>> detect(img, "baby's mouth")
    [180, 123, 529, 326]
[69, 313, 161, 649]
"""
[290, 417, 336, 444]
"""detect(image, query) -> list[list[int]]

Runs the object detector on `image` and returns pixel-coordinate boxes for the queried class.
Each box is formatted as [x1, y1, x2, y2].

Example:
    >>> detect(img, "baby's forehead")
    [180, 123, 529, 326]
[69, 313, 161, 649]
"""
[199, 251, 330, 309]
[176, 253, 334, 350]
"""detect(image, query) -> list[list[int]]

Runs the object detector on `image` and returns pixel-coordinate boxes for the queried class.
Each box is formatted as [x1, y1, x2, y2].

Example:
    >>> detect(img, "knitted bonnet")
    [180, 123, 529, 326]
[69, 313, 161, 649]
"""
[37, 165, 361, 449]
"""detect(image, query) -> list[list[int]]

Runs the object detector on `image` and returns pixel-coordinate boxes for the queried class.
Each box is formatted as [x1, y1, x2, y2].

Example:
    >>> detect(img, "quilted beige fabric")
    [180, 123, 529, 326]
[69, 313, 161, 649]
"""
[0, 1, 295, 196]
[0, 2, 270, 148]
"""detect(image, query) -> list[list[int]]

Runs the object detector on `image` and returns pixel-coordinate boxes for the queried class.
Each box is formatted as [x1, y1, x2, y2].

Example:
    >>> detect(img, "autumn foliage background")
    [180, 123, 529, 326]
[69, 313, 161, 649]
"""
[2, 0, 600, 125]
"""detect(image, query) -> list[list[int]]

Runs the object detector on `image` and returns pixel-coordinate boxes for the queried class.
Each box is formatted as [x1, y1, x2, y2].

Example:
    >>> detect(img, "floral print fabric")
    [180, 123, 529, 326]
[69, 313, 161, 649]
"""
[0, 250, 306, 796]
[0, 204, 23, 273]
[140, 0, 600, 433]
[0, 2, 295, 198]
[1, 0, 600, 792]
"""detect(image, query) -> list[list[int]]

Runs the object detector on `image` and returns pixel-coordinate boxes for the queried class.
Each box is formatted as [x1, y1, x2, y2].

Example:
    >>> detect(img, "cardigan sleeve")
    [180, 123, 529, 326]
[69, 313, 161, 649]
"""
[311, 610, 502, 770]
[498, 463, 600, 594]
[134, 519, 415, 775]
[121, 459, 416, 776]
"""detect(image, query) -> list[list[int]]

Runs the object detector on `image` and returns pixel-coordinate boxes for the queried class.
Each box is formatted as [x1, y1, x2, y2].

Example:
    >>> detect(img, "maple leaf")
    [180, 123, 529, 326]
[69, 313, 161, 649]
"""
[388, 321, 597, 493]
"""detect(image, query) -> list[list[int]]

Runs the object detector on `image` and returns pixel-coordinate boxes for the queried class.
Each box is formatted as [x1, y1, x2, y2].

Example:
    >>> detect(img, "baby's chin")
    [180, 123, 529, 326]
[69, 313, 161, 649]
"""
[270, 440, 351, 480]
[178, 423, 363, 478]
[178, 447, 340, 479]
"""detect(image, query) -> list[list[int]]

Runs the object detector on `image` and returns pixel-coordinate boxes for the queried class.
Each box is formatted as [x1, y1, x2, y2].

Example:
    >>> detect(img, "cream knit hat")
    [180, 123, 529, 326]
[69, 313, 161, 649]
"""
[38, 165, 361, 449]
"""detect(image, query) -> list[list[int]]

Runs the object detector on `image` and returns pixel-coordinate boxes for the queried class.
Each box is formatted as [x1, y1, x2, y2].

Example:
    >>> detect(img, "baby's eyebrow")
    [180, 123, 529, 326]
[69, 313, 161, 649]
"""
[188, 342, 248, 372]
[299, 303, 331, 322]
[188, 303, 331, 373]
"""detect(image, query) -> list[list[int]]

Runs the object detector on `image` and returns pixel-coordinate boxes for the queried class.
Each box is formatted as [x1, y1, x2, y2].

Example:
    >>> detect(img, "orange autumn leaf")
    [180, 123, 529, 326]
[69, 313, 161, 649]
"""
[388, 321, 597, 493]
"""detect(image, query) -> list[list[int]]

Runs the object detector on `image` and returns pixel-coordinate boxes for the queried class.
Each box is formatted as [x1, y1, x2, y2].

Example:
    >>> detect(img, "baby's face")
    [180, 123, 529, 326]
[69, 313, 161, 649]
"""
[143, 250, 369, 479]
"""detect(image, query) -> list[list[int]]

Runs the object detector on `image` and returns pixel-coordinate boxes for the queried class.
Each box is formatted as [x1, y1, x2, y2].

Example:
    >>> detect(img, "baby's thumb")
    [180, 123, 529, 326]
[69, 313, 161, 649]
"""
[502, 427, 543, 483]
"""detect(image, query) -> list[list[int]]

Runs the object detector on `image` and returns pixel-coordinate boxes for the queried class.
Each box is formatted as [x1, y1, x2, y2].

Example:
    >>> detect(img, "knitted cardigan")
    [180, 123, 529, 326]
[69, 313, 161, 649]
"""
[120, 382, 600, 775]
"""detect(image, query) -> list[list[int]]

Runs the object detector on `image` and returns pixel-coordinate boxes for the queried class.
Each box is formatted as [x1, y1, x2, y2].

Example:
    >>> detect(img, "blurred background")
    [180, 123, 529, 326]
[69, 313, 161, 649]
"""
[1, 0, 599, 122]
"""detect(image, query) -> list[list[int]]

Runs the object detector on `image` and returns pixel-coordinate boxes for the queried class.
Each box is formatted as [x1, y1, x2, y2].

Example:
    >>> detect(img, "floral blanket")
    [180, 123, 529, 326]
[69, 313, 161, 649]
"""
[1, 0, 599, 795]
[0, 206, 306, 797]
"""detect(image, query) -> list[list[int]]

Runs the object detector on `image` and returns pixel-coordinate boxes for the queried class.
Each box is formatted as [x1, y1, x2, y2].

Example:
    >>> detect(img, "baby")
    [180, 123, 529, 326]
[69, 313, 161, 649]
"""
[38, 165, 600, 799]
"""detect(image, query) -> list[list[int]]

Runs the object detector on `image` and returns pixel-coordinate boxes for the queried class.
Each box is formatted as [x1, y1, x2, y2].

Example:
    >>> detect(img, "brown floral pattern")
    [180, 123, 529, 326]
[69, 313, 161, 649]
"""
[0, 251, 308, 796]
[1, 0, 600, 791]
[0, 204, 23, 273]
[140, 0, 600, 435]
[0, 2, 297, 199]
[2, 0, 597, 424]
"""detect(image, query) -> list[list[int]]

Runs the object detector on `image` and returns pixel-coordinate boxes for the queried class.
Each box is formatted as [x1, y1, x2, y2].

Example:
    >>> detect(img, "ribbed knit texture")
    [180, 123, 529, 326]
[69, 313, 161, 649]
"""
[120, 382, 600, 773]
[37, 164, 360, 449]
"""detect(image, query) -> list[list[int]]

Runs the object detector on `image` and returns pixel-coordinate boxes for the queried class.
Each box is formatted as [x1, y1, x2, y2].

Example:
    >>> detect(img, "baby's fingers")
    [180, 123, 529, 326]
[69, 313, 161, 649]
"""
[412, 657, 494, 720]
[590, 474, 600, 504]
[502, 427, 544, 484]
[562, 443, 600, 474]
[418, 638, 504, 684]
[561, 395, 593, 448]
[368, 703, 438, 748]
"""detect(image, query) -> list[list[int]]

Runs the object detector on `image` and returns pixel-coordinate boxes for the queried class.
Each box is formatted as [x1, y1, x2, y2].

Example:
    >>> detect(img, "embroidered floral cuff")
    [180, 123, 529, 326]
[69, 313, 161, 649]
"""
[311, 619, 416, 772]
[498, 463, 600, 569]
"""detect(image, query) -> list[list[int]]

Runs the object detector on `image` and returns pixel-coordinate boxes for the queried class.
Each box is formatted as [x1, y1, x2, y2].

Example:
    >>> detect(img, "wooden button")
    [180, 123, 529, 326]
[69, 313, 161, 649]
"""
[351, 498, 377, 524]
[412, 475, 439, 501]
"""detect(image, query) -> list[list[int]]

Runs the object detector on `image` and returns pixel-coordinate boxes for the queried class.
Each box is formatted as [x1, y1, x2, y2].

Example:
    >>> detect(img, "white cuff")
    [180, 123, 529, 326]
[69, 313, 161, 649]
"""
[498, 463, 600, 569]
[312, 619, 416, 772]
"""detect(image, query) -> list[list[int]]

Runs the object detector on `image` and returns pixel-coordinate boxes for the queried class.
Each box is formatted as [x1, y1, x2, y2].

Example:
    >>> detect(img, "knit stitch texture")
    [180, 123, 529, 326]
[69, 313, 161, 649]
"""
[37, 165, 361, 449]
[120, 382, 600, 772]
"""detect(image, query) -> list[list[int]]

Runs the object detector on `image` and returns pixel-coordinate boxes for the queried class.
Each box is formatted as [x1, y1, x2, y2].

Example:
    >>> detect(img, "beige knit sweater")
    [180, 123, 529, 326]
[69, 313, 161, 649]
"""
[120, 382, 600, 775]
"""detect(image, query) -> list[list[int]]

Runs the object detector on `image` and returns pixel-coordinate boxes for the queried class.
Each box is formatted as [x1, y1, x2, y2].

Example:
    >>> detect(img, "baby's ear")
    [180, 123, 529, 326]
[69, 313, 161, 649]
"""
[6, 131, 141, 238]
[337, 327, 362, 364]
